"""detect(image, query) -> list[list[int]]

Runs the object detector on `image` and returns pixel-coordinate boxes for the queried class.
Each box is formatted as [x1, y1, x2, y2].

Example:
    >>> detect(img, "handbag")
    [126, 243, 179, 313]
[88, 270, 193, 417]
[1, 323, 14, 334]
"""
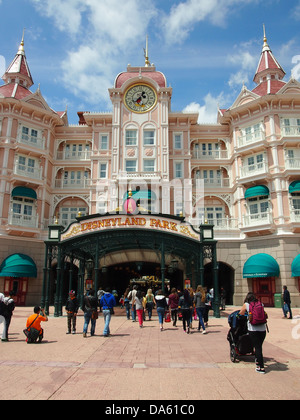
[165, 311, 171, 322]
[103, 296, 114, 314]
[86, 296, 98, 320]
[23, 315, 39, 339]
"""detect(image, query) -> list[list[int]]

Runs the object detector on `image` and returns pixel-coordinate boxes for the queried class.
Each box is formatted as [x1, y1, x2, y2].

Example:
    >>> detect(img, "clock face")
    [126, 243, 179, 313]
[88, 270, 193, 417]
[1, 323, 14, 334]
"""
[124, 84, 157, 113]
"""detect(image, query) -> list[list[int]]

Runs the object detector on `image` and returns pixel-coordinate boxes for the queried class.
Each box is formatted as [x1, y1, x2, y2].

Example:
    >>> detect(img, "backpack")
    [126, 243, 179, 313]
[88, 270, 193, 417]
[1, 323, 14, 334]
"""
[248, 301, 268, 325]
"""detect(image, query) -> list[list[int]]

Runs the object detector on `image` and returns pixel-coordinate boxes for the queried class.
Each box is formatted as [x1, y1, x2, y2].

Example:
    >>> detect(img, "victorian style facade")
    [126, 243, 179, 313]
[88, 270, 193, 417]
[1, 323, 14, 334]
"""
[1, 31, 300, 307]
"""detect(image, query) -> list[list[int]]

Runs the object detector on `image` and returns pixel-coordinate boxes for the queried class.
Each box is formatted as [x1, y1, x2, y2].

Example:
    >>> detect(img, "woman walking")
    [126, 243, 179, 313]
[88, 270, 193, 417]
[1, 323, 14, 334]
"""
[82, 289, 98, 337]
[239, 292, 267, 374]
[155, 289, 168, 331]
[145, 289, 156, 321]
[194, 286, 207, 334]
[178, 289, 193, 334]
[168, 288, 179, 327]
[133, 290, 144, 328]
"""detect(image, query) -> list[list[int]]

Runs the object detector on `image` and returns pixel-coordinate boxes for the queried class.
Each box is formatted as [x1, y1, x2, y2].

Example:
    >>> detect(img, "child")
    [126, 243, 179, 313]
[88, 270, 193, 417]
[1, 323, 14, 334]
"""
[65, 290, 79, 334]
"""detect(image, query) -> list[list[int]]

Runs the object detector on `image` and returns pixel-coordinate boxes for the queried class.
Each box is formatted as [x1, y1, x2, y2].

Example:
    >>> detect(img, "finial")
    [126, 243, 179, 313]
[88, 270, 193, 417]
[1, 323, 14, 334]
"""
[144, 35, 151, 67]
[18, 28, 26, 55]
[262, 24, 270, 52]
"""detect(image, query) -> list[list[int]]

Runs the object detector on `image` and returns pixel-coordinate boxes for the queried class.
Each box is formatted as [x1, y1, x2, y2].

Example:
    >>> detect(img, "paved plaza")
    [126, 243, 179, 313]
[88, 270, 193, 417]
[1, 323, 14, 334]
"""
[0, 305, 300, 401]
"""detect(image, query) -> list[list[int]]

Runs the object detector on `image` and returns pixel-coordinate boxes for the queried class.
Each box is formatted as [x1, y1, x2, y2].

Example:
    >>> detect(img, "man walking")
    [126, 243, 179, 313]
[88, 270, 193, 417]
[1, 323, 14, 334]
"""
[283, 285, 292, 319]
[100, 288, 116, 337]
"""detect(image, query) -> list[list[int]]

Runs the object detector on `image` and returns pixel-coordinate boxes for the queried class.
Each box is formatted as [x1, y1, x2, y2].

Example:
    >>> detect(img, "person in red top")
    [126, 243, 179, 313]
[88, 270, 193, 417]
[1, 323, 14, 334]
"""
[26, 306, 48, 343]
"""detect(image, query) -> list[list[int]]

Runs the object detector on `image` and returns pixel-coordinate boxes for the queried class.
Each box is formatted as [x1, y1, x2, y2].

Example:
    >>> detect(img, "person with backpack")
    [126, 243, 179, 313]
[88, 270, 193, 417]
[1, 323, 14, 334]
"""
[239, 292, 268, 374]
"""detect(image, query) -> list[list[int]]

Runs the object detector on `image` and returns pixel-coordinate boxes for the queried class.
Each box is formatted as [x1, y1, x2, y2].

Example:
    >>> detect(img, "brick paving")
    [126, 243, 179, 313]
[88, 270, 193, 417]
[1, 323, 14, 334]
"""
[0, 306, 300, 400]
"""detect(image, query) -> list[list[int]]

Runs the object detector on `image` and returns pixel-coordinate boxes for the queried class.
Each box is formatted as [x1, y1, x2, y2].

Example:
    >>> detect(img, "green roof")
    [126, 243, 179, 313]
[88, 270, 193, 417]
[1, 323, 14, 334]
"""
[243, 253, 280, 278]
[11, 186, 37, 200]
[0, 254, 37, 278]
[245, 185, 269, 199]
[289, 180, 300, 194]
[292, 254, 300, 277]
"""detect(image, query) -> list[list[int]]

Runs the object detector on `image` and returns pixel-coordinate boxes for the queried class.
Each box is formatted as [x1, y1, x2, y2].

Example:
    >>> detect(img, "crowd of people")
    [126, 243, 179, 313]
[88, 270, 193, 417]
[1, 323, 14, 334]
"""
[122, 285, 213, 333]
[0, 284, 294, 375]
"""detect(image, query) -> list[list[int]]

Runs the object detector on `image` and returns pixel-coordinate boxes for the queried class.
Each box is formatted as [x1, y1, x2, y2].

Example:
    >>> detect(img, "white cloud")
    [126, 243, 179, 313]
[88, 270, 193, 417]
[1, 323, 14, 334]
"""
[161, 0, 259, 45]
[0, 55, 6, 77]
[227, 49, 257, 89]
[30, 0, 157, 105]
[183, 93, 224, 124]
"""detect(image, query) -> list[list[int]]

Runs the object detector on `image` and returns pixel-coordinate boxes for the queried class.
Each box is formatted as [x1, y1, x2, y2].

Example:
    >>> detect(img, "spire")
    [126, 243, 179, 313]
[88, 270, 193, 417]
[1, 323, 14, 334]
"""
[253, 25, 285, 85]
[2, 30, 34, 88]
[144, 35, 151, 67]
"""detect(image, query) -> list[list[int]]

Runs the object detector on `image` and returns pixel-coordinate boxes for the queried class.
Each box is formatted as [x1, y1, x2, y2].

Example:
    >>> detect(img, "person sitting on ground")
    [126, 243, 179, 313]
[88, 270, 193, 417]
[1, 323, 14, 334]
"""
[25, 306, 48, 343]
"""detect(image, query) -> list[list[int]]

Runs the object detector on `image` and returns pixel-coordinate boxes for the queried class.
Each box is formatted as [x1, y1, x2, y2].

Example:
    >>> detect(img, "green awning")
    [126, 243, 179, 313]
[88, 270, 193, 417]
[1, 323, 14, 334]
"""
[289, 181, 300, 194]
[243, 253, 280, 278]
[0, 254, 37, 278]
[245, 185, 269, 199]
[292, 254, 300, 277]
[11, 186, 37, 200]
[124, 190, 157, 200]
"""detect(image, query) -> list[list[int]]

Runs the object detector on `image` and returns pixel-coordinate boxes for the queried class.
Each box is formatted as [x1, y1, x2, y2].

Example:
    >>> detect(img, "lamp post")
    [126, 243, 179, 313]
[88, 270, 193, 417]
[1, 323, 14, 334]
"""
[44, 220, 64, 317]
[199, 223, 220, 318]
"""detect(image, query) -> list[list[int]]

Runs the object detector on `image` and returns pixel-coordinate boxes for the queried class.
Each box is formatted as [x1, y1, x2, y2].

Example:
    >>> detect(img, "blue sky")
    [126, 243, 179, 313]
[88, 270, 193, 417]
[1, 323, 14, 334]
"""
[1, 0, 300, 124]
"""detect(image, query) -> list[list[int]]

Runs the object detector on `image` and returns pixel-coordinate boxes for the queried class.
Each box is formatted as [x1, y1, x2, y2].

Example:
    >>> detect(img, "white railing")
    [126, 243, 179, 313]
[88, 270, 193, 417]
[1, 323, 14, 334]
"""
[290, 208, 300, 222]
[19, 134, 45, 149]
[54, 179, 91, 189]
[190, 217, 239, 230]
[192, 150, 228, 159]
[8, 213, 39, 228]
[117, 171, 161, 180]
[243, 211, 272, 227]
[56, 150, 91, 160]
[193, 178, 230, 188]
[282, 126, 300, 137]
[285, 158, 300, 170]
[14, 164, 42, 180]
[238, 129, 265, 147]
[240, 161, 268, 178]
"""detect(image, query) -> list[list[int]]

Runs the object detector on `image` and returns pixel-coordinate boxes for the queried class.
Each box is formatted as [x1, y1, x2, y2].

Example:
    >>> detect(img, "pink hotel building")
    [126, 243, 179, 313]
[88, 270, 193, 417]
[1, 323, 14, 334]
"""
[1, 32, 300, 308]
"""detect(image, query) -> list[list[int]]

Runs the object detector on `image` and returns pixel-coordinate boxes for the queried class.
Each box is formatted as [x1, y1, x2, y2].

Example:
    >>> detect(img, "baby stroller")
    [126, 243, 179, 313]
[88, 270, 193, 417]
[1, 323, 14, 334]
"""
[227, 310, 254, 362]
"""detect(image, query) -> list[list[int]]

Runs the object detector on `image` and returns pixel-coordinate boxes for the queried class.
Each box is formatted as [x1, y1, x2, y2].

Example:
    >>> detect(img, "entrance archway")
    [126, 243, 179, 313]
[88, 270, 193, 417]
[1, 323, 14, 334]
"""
[42, 213, 219, 317]
[204, 261, 234, 305]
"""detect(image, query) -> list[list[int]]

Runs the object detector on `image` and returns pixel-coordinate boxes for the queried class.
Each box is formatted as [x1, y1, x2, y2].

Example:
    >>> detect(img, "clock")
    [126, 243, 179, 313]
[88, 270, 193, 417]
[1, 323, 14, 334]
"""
[124, 84, 157, 113]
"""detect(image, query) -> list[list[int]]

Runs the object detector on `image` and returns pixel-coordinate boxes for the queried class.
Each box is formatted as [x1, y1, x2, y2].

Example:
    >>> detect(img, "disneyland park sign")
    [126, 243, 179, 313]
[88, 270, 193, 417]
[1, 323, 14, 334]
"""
[60, 214, 200, 243]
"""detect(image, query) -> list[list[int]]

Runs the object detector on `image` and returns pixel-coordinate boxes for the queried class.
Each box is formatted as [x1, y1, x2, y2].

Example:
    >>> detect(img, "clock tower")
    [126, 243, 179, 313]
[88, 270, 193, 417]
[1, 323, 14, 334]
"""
[108, 40, 172, 189]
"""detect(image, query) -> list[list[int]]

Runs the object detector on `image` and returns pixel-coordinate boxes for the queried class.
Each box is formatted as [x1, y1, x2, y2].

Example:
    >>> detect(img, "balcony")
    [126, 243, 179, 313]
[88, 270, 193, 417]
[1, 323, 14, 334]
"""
[238, 129, 265, 148]
[285, 158, 300, 170]
[282, 125, 300, 137]
[117, 171, 161, 181]
[240, 161, 268, 179]
[242, 211, 273, 227]
[8, 213, 39, 229]
[56, 150, 91, 161]
[14, 164, 42, 180]
[18, 134, 45, 149]
[192, 150, 228, 160]
[193, 177, 230, 188]
[190, 217, 238, 230]
[54, 179, 91, 189]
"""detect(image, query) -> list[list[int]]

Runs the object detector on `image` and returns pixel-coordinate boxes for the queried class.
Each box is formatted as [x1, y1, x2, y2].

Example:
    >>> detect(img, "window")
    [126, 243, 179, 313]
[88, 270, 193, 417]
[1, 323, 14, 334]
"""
[282, 118, 300, 135]
[125, 160, 137, 172]
[143, 159, 155, 172]
[144, 130, 155, 146]
[174, 162, 183, 178]
[248, 196, 269, 215]
[125, 130, 137, 146]
[243, 123, 262, 142]
[61, 207, 87, 227]
[247, 153, 264, 171]
[100, 135, 108, 150]
[11, 196, 35, 226]
[99, 163, 107, 179]
[21, 126, 39, 144]
[17, 155, 37, 177]
[197, 206, 225, 225]
[174, 133, 183, 150]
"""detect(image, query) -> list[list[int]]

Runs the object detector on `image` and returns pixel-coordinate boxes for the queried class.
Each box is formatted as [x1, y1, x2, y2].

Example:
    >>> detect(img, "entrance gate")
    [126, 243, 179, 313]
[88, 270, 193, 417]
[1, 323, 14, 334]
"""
[41, 214, 219, 317]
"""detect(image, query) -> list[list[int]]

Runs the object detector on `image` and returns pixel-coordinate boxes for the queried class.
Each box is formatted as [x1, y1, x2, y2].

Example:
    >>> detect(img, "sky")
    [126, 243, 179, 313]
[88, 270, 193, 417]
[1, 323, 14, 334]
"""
[1, 0, 300, 125]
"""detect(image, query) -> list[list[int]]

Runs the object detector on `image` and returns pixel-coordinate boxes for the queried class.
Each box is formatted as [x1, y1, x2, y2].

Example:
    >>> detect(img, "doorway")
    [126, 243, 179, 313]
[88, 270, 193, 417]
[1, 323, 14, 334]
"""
[252, 277, 275, 307]
[204, 262, 234, 305]
[4, 277, 28, 306]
